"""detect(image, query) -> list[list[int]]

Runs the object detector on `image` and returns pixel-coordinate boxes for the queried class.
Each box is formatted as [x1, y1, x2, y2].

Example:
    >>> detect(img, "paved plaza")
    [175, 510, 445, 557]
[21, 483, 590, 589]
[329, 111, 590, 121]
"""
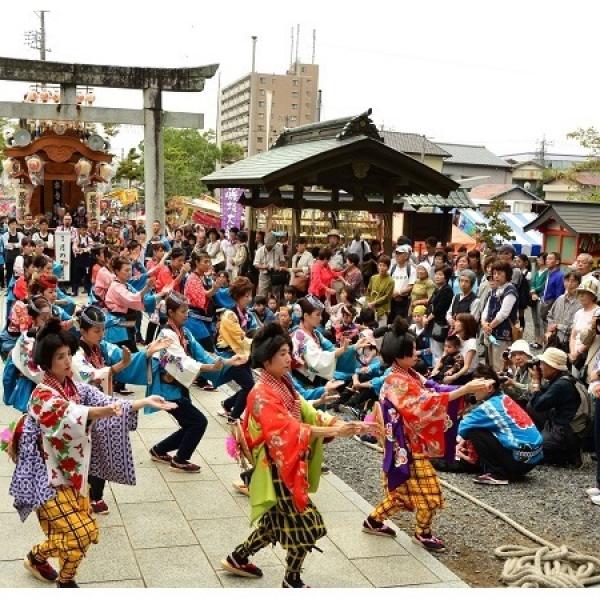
[0, 381, 467, 588]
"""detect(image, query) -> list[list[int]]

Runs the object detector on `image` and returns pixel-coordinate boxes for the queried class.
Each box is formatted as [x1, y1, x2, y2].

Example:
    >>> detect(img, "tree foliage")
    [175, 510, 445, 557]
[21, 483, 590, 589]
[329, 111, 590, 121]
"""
[116, 147, 143, 185]
[565, 127, 600, 201]
[475, 198, 515, 251]
[160, 129, 243, 198]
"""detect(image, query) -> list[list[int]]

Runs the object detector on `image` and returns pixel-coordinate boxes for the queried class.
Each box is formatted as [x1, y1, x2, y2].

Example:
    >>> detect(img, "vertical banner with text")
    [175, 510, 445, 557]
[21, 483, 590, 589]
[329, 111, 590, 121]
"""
[220, 188, 244, 231]
[54, 230, 72, 282]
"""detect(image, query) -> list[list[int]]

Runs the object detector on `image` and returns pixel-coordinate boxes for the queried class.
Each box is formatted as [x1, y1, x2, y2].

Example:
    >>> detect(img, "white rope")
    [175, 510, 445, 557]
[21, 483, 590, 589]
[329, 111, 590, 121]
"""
[439, 477, 600, 588]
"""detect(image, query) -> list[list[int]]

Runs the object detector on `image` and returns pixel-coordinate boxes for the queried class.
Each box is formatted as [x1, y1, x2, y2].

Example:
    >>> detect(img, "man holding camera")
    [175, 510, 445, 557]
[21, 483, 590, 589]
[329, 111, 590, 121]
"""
[527, 348, 582, 467]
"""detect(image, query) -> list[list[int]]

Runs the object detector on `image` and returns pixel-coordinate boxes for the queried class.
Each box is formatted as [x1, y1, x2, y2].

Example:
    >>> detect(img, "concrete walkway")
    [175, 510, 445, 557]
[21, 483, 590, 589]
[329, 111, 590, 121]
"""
[0, 384, 467, 588]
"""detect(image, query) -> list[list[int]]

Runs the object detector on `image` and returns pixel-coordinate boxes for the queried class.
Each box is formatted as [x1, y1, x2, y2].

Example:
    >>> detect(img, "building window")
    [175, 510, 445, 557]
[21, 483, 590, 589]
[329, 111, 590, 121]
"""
[292, 79, 299, 86]
[258, 101, 265, 107]
[291, 103, 298, 110]
[258, 125, 264, 132]
[260, 89, 265, 96]
[257, 137, 264, 143]
[301, 66, 306, 73]
[259, 77, 266, 84]
[305, 114, 311, 120]
[258, 112, 264, 119]
[292, 91, 299, 97]
[289, 116, 297, 122]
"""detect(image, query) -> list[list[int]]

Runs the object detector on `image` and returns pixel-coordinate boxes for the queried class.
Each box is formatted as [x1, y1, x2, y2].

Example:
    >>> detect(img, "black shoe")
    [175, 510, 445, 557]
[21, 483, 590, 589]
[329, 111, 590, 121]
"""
[57, 580, 79, 588]
[282, 572, 310, 588]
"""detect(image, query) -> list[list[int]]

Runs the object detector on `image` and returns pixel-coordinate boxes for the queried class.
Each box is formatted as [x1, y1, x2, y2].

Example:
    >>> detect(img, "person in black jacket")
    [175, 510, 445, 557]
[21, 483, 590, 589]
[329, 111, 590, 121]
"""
[424, 266, 454, 366]
[527, 347, 582, 467]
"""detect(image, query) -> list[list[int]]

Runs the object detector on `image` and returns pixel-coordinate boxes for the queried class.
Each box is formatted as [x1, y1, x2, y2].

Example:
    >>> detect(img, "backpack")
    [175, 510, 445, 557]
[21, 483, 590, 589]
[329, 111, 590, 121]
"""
[560, 375, 593, 436]
[389, 263, 412, 279]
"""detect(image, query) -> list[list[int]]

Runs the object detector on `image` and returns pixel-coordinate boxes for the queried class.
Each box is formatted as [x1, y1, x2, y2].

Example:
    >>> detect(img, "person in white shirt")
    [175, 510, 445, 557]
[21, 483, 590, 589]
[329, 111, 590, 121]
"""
[346, 231, 370, 264]
[290, 237, 314, 294]
[574, 253, 599, 285]
[254, 233, 286, 297]
[221, 227, 239, 273]
[32, 217, 54, 258]
[389, 245, 417, 320]
[2, 218, 24, 283]
[327, 229, 345, 272]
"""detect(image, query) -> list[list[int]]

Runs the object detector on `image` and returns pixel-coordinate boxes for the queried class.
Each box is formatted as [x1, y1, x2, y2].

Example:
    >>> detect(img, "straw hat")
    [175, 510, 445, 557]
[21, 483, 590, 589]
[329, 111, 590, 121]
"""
[538, 347, 568, 371]
[576, 277, 599, 300]
[327, 229, 342, 238]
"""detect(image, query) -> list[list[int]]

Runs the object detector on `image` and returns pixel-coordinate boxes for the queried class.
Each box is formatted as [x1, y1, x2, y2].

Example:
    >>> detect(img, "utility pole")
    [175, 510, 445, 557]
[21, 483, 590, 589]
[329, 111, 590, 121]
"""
[25, 11, 51, 61]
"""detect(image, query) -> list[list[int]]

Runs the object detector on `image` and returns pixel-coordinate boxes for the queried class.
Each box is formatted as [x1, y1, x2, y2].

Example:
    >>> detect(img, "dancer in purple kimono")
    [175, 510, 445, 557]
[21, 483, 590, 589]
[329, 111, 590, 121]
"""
[6, 319, 175, 588]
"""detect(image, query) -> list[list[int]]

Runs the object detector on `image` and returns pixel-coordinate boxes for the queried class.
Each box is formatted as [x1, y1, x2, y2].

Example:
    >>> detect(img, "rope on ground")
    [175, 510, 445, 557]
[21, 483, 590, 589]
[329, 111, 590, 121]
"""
[439, 477, 600, 588]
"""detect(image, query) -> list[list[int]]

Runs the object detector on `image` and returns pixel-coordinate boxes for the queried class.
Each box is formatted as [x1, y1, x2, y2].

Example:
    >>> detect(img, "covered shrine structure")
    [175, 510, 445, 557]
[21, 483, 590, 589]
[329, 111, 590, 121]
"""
[203, 109, 467, 255]
[4, 131, 112, 215]
[524, 200, 600, 266]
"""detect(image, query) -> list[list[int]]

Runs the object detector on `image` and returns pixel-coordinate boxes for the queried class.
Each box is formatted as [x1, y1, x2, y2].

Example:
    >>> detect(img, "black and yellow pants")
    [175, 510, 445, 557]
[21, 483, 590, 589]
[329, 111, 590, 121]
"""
[32, 486, 99, 583]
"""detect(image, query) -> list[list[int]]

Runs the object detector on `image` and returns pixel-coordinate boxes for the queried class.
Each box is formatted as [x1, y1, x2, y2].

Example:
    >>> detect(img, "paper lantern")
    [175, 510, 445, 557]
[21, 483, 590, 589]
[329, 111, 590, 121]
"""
[39, 89, 50, 103]
[75, 93, 85, 105]
[75, 158, 92, 188]
[26, 90, 38, 102]
[52, 91, 60, 103]
[26, 154, 44, 187]
[85, 92, 95, 105]
[98, 162, 114, 182]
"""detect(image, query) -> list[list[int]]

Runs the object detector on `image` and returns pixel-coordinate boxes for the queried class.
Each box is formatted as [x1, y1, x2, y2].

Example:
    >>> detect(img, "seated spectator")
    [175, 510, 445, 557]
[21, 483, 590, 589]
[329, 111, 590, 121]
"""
[333, 305, 359, 344]
[277, 305, 292, 332]
[546, 270, 582, 353]
[527, 348, 582, 467]
[251, 295, 277, 327]
[502, 340, 534, 408]
[447, 313, 478, 385]
[282, 285, 297, 308]
[430, 335, 464, 383]
[458, 365, 543, 485]
[267, 294, 279, 315]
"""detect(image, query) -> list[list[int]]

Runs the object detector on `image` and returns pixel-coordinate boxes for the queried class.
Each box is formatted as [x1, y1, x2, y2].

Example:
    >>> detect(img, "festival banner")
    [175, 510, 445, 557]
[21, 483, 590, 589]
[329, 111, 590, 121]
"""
[54, 230, 72, 282]
[220, 188, 244, 231]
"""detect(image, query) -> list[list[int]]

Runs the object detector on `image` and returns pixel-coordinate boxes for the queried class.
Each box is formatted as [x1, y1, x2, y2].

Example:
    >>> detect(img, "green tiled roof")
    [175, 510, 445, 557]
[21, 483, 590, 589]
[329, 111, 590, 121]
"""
[203, 137, 356, 186]
[403, 189, 475, 208]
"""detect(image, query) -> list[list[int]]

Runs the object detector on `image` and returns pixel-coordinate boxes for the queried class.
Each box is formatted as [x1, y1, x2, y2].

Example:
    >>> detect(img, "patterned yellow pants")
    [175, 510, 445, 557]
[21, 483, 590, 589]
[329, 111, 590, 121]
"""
[32, 486, 99, 583]
[370, 454, 444, 536]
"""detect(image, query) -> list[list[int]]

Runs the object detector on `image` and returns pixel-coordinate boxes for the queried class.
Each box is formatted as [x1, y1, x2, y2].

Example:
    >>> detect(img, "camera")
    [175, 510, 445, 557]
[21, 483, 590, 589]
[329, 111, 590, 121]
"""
[502, 350, 510, 361]
[526, 357, 541, 370]
[498, 375, 510, 385]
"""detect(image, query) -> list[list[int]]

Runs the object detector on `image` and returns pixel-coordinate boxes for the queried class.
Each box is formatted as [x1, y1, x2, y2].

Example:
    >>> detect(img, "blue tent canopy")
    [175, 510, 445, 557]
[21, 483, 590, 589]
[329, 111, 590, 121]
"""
[458, 210, 543, 256]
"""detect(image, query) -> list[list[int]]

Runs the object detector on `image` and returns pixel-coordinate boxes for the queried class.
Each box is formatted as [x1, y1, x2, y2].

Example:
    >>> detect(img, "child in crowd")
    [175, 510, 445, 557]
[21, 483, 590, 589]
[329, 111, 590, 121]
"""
[333, 305, 359, 344]
[267, 294, 279, 315]
[366, 255, 394, 327]
[409, 305, 432, 374]
[283, 285, 297, 308]
[252, 295, 277, 327]
[430, 335, 464, 383]
[277, 305, 293, 331]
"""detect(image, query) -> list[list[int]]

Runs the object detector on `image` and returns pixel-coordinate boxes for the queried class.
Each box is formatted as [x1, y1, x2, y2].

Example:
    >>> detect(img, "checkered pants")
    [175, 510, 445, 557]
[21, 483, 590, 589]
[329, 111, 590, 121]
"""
[32, 486, 99, 583]
[370, 454, 444, 536]
[234, 467, 325, 575]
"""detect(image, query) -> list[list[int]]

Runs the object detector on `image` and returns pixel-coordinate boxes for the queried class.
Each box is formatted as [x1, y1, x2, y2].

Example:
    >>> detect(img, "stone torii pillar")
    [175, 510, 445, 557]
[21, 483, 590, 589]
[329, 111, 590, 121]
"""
[0, 57, 218, 232]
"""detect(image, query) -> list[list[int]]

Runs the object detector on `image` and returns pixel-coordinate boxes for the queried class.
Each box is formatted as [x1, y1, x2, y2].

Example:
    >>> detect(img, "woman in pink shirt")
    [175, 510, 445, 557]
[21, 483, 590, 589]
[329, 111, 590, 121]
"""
[92, 247, 115, 306]
[309, 248, 341, 303]
[105, 257, 152, 353]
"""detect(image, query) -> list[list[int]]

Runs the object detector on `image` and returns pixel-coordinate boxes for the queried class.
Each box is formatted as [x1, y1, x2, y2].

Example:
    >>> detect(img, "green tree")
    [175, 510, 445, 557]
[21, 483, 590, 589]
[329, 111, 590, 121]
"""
[141, 128, 244, 198]
[565, 127, 600, 201]
[475, 198, 515, 251]
[116, 147, 143, 186]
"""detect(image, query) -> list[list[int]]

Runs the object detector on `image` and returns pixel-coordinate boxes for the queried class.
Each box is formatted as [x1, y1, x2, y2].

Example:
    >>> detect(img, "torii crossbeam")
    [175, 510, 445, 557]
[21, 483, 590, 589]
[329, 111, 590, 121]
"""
[0, 57, 218, 228]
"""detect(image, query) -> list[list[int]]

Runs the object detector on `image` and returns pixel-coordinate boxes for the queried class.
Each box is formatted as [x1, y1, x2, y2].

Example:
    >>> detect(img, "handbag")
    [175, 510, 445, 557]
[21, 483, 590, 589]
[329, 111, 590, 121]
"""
[511, 323, 523, 341]
[431, 322, 450, 343]
[268, 268, 290, 287]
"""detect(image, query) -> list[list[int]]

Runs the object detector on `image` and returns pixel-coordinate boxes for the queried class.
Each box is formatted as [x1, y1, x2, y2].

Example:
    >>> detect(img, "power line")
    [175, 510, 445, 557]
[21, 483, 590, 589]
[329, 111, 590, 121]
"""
[24, 10, 51, 61]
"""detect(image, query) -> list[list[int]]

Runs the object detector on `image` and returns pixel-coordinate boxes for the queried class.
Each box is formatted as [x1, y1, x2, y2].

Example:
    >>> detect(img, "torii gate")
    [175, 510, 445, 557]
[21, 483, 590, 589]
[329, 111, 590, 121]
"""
[0, 57, 218, 231]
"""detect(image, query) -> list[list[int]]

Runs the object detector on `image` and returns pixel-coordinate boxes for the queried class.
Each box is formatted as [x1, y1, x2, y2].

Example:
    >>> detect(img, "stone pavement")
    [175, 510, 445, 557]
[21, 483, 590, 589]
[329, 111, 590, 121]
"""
[0, 384, 467, 588]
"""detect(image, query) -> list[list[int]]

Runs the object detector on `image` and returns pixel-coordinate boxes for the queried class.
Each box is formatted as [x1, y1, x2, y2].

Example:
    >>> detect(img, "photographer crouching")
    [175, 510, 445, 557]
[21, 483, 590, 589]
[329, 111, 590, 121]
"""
[501, 340, 535, 409]
[527, 348, 583, 468]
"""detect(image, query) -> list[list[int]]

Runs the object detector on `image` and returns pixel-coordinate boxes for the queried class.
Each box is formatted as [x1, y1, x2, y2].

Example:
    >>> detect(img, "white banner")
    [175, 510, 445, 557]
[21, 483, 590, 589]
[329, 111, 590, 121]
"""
[54, 230, 71, 282]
